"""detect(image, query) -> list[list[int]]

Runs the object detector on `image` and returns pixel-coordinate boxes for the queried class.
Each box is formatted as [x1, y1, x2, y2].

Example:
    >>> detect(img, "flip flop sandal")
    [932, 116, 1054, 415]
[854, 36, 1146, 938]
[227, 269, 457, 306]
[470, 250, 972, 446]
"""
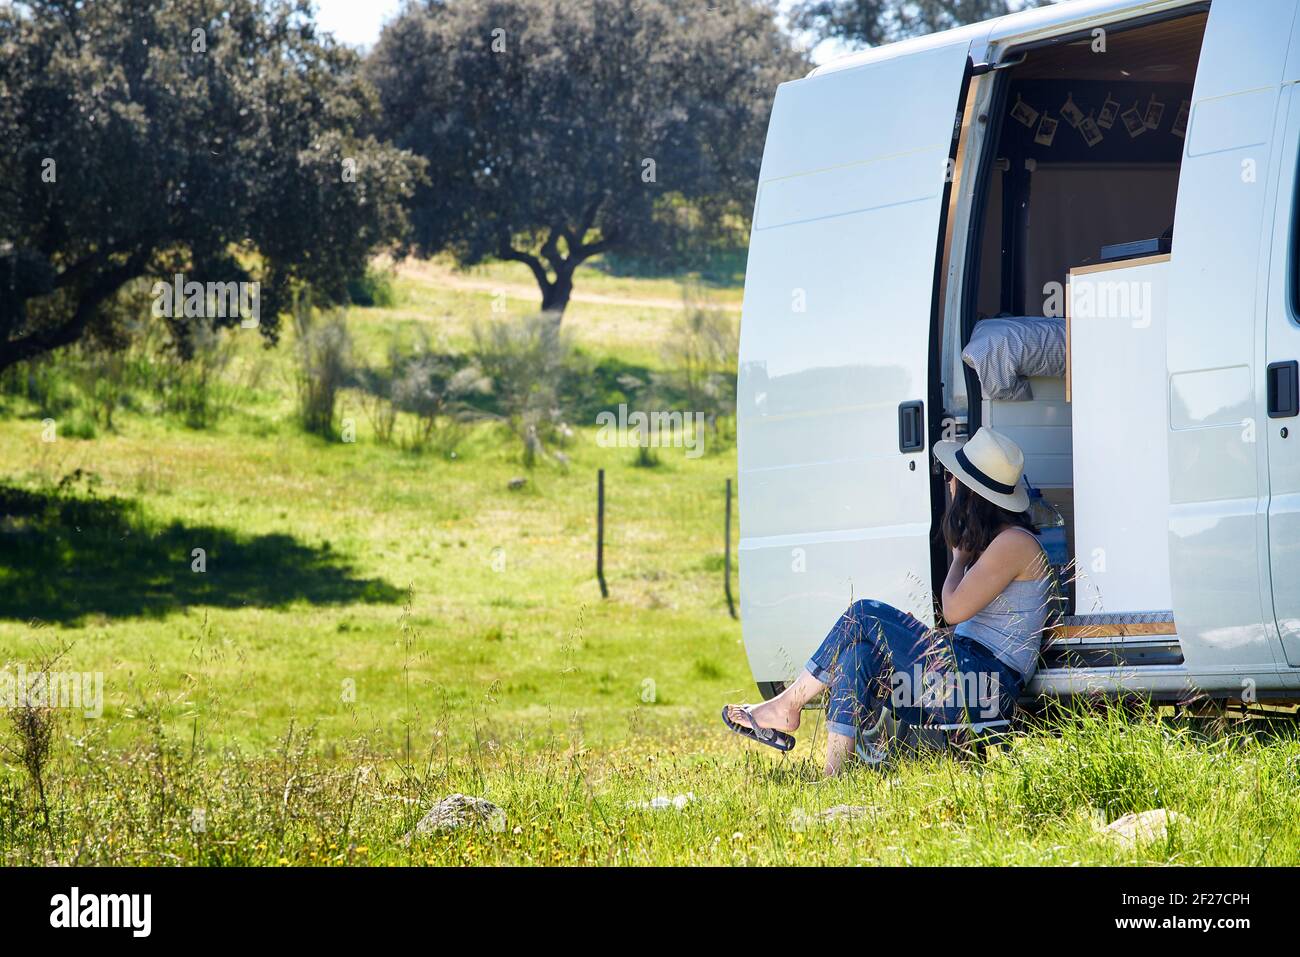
[721, 705, 796, 752]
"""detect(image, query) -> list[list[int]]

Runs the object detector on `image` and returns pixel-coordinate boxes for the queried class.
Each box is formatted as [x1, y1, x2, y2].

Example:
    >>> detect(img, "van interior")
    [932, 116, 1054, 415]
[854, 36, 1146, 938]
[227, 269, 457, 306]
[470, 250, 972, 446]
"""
[950, 10, 1209, 648]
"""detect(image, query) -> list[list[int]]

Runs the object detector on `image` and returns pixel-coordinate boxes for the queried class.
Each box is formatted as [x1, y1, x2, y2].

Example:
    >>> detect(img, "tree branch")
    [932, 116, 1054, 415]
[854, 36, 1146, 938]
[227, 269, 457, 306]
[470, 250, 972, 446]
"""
[571, 232, 621, 264]
[0, 248, 151, 373]
[50, 233, 160, 292]
[577, 196, 605, 245]
[538, 229, 564, 275]
[496, 241, 551, 292]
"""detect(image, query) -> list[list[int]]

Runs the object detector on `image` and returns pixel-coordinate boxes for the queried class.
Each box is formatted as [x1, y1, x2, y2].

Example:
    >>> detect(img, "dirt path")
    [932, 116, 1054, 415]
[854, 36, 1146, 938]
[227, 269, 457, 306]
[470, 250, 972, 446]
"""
[398, 262, 742, 313]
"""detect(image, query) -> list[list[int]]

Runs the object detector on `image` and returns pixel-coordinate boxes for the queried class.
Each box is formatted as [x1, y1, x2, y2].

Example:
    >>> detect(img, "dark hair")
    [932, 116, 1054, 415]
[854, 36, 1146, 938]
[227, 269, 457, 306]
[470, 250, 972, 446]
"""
[941, 480, 1036, 560]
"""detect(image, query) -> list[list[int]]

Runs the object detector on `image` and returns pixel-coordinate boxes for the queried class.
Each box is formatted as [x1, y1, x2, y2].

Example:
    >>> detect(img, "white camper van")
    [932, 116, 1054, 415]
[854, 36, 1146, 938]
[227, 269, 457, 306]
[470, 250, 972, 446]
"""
[737, 0, 1300, 710]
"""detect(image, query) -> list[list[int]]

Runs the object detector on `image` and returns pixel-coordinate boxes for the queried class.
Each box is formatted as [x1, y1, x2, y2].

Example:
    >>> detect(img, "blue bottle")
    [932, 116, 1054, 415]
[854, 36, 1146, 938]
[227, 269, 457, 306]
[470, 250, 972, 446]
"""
[1024, 479, 1068, 570]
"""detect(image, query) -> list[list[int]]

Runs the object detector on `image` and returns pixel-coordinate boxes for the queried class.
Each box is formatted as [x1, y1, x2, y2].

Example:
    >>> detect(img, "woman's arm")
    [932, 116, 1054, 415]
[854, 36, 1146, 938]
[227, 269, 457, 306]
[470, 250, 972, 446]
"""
[941, 531, 1040, 624]
[941, 546, 971, 619]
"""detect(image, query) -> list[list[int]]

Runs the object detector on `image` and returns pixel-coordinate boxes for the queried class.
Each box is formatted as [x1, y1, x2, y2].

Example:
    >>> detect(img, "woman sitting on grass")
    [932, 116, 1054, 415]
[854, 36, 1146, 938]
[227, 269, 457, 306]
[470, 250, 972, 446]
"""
[723, 427, 1054, 775]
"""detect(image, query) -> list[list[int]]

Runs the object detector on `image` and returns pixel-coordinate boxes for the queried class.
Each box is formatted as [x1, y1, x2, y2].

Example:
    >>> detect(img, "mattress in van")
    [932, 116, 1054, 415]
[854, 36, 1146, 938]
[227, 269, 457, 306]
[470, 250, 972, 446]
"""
[963, 316, 1067, 401]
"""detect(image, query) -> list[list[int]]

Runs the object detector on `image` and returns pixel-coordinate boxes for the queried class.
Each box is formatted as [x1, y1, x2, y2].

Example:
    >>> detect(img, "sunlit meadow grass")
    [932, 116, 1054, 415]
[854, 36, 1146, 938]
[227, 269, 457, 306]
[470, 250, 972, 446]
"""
[0, 258, 1298, 865]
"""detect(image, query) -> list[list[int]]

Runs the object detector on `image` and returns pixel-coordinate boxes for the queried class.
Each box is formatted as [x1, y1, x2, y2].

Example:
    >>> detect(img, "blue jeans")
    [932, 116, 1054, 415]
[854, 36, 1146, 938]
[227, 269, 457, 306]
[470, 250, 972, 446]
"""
[805, 599, 1024, 738]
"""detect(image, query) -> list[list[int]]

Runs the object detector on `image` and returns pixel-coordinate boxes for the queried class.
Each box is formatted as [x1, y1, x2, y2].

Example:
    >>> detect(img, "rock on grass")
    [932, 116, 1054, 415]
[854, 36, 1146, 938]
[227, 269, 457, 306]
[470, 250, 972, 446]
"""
[1097, 809, 1188, 847]
[817, 804, 874, 823]
[628, 792, 695, 810]
[404, 794, 506, 843]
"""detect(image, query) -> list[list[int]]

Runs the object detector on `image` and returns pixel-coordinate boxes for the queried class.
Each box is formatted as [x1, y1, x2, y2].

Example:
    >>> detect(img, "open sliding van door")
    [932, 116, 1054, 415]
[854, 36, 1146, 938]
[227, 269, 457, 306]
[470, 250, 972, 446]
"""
[1262, 6, 1300, 671]
[737, 42, 975, 692]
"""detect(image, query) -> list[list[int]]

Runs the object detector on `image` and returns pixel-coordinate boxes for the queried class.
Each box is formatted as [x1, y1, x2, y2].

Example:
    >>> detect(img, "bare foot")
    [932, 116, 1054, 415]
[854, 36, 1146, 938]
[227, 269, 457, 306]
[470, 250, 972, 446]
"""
[724, 697, 800, 735]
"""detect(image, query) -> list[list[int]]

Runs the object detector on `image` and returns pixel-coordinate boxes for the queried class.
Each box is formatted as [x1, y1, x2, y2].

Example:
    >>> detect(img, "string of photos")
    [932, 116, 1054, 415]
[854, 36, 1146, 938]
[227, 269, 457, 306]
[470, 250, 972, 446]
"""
[1010, 89, 1191, 148]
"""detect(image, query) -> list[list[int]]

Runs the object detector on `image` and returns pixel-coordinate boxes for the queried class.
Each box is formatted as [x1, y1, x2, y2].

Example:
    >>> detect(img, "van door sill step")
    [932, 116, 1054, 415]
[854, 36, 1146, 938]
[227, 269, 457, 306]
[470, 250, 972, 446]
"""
[1042, 610, 1182, 668]
[1049, 609, 1176, 640]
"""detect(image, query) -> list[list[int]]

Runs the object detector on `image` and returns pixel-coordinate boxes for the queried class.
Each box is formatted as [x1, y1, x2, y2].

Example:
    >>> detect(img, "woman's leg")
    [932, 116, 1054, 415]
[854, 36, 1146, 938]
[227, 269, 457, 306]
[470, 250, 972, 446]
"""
[809, 599, 933, 774]
[726, 599, 928, 774]
[816, 621, 891, 775]
[824, 733, 857, 776]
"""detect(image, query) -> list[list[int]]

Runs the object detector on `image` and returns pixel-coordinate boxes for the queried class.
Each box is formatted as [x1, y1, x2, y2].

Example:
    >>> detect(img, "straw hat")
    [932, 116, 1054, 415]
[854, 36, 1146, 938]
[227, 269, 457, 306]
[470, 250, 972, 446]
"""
[933, 427, 1030, 512]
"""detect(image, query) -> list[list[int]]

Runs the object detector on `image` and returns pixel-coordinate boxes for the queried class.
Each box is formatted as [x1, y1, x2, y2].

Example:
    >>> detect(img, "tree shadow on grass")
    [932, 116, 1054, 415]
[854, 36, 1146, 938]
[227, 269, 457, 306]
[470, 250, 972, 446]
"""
[0, 483, 403, 625]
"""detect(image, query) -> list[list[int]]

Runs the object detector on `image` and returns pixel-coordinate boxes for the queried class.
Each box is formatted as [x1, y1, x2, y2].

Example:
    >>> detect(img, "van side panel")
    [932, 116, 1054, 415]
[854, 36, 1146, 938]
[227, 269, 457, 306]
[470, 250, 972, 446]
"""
[737, 43, 971, 684]
[1165, 0, 1298, 681]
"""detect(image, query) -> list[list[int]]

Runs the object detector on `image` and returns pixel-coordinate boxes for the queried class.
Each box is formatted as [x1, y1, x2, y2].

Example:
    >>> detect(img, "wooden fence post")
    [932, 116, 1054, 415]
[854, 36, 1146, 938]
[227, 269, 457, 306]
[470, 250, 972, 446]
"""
[597, 469, 609, 598]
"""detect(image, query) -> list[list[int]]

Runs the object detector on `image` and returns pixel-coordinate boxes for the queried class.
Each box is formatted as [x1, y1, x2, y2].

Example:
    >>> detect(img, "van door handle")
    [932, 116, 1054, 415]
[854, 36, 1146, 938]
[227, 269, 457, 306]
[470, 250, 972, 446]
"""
[898, 400, 925, 452]
[1268, 361, 1299, 418]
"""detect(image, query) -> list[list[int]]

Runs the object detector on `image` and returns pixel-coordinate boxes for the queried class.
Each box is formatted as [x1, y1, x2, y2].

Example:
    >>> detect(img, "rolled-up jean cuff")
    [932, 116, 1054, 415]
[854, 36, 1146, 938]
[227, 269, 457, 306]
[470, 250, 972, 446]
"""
[826, 720, 858, 739]
[806, 659, 830, 683]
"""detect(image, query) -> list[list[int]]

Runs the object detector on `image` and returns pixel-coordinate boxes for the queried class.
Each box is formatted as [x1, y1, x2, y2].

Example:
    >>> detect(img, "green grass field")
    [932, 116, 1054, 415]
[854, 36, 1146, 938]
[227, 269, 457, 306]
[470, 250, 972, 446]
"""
[1, 257, 1299, 866]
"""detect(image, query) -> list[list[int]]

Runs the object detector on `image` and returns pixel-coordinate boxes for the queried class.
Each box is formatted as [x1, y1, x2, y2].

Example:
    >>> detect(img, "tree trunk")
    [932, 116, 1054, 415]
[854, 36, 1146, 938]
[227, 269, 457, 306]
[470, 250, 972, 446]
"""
[539, 266, 574, 319]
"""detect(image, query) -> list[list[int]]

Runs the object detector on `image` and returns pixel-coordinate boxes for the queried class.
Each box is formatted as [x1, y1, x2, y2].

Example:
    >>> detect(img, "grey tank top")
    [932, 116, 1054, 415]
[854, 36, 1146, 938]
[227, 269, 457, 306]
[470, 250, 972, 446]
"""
[954, 564, 1054, 682]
